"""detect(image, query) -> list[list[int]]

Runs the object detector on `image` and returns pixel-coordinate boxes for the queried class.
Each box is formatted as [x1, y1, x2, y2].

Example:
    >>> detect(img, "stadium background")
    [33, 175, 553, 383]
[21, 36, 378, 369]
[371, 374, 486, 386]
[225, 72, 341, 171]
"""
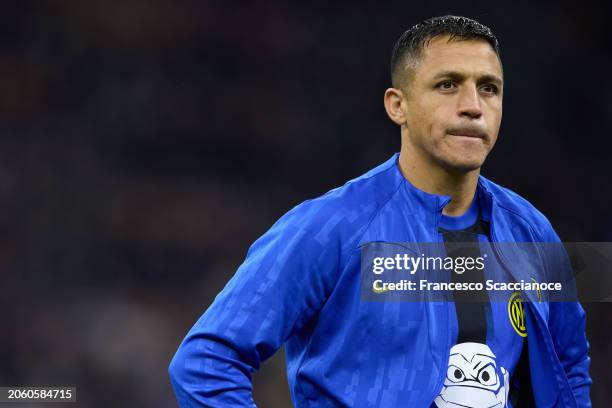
[1, 1, 610, 407]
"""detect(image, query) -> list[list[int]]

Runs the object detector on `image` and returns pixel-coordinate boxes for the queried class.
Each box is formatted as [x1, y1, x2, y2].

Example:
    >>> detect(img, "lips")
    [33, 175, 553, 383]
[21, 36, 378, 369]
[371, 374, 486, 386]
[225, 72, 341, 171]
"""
[447, 128, 487, 139]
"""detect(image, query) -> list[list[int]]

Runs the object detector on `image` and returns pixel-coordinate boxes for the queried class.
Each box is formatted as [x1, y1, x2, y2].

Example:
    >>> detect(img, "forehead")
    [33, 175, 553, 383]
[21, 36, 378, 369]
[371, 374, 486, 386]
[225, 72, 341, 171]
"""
[414, 35, 503, 80]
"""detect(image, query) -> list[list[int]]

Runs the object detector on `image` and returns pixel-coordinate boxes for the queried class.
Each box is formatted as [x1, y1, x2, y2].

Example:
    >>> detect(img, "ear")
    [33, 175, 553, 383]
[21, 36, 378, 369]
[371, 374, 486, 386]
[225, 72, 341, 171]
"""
[384, 87, 407, 126]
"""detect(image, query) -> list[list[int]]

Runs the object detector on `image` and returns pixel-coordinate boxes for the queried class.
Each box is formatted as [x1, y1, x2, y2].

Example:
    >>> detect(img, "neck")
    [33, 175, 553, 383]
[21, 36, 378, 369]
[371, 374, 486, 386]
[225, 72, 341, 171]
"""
[398, 144, 480, 217]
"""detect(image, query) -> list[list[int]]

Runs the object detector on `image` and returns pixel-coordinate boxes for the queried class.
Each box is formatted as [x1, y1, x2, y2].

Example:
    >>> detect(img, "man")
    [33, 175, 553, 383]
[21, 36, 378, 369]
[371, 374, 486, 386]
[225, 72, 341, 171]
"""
[169, 16, 591, 407]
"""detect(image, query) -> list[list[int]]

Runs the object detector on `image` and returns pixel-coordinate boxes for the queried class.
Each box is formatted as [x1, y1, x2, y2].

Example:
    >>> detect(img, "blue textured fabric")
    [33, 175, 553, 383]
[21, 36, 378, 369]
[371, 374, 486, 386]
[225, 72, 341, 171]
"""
[168, 153, 591, 407]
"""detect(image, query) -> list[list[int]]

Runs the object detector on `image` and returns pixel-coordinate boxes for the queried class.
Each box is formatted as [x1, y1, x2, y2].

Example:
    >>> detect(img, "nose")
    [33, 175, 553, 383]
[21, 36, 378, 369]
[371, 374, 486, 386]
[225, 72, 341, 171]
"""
[457, 84, 482, 120]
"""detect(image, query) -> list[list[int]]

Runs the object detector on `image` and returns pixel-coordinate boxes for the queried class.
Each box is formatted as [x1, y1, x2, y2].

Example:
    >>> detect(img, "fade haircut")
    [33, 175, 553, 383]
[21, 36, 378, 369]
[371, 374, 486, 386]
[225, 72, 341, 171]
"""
[390, 15, 501, 89]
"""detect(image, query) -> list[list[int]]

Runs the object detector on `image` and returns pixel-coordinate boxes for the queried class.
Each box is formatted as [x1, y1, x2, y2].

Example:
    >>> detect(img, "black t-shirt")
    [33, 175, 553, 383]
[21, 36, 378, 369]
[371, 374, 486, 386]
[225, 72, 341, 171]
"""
[432, 196, 532, 408]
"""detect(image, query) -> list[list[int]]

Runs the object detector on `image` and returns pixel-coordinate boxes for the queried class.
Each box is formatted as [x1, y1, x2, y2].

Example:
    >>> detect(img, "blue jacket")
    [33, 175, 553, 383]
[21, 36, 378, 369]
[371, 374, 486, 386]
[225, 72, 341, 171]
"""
[169, 153, 591, 407]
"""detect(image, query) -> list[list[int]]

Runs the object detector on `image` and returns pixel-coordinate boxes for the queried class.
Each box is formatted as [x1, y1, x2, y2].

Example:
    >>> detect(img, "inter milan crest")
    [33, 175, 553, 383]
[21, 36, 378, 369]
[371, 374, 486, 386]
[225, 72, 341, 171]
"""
[508, 292, 527, 338]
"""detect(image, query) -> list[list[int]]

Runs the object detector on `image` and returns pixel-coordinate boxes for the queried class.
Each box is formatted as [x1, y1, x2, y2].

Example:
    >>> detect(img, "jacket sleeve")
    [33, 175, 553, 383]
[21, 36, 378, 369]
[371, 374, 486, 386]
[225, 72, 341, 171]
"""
[542, 226, 592, 407]
[168, 204, 340, 407]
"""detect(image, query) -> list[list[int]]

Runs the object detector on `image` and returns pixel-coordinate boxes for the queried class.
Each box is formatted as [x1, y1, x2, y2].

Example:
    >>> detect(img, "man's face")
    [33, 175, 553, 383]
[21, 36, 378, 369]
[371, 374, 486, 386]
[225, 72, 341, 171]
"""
[400, 35, 503, 172]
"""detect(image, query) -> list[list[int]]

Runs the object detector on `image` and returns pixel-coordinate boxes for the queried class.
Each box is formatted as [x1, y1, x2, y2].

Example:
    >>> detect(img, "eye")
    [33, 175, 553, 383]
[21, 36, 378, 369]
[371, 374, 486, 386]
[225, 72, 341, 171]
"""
[436, 80, 456, 91]
[447, 365, 465, 382]
[477, 364, 497, 386]
[479, 83, 499, 95]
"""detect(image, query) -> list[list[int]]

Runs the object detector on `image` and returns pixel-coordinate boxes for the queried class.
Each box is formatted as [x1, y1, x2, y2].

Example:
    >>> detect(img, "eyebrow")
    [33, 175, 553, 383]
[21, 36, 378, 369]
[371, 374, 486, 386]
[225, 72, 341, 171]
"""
[432, 70, 503, 86]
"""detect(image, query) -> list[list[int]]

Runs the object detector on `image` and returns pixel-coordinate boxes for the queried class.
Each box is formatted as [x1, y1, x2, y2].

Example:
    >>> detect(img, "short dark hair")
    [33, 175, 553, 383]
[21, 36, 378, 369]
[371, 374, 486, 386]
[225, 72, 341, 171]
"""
[390, 15, 501, 88]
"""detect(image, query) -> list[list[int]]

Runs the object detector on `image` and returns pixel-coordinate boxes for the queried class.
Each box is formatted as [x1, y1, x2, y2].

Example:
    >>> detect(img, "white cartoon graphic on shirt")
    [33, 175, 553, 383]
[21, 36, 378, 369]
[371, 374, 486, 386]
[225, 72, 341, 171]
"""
[434, 342, 509, 408]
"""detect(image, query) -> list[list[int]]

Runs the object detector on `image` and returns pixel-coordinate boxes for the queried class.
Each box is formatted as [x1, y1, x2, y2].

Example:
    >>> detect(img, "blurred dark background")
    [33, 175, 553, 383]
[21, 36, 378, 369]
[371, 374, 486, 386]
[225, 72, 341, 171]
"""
[0, 1, 610, 407]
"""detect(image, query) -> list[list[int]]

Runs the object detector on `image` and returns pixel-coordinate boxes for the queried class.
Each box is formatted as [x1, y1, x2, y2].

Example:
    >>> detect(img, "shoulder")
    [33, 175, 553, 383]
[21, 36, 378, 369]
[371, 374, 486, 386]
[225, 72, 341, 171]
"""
[270, 154, 404, 247]
[479, 175, 559, 242]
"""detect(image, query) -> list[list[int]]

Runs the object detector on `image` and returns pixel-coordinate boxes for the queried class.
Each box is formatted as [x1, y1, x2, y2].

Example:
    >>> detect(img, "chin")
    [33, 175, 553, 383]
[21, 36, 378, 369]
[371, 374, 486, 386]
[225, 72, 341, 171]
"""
[440, 156, 485, 173]
[431, 144, 489, 173]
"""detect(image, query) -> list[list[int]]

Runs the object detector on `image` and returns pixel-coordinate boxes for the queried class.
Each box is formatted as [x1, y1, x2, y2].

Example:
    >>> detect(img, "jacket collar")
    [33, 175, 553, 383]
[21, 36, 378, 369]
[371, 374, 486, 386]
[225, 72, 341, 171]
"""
[391, 152, 494, 219]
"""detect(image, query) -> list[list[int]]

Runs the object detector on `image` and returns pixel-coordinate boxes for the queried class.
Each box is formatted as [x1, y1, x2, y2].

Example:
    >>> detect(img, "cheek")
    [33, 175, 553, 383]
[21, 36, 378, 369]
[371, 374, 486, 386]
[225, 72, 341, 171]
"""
[407, 99, 453, 142]
[485, 101, 502, 125]
[427, 106, 454, 137]
[486, 106, 502, 141]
